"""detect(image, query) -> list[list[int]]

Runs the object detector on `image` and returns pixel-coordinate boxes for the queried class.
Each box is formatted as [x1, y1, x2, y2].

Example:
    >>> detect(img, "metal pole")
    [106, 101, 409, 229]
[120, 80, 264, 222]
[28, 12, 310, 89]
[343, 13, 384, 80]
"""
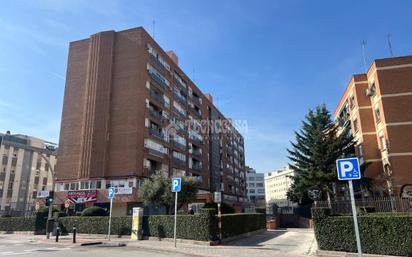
[108, 197, 113, 241]
[174, 191, 178, 248]
[218, 203, 222, 241]
[39, 154, 55, 240]
[348, 180, 363, 257]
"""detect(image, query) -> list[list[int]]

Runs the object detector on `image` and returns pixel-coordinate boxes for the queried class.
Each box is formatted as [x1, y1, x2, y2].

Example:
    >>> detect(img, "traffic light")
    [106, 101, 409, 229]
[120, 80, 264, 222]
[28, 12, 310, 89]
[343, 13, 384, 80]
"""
[46, 191, 54, 206]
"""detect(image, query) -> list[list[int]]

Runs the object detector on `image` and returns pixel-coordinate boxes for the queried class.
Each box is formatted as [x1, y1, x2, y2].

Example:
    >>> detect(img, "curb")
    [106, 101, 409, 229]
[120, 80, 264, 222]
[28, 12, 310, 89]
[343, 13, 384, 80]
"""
[316, 250, 403, 257]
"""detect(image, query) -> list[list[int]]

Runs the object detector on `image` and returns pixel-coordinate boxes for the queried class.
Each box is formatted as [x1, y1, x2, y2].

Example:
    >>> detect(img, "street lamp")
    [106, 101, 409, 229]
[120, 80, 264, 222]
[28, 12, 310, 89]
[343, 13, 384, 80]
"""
[38, 153, 55, 239]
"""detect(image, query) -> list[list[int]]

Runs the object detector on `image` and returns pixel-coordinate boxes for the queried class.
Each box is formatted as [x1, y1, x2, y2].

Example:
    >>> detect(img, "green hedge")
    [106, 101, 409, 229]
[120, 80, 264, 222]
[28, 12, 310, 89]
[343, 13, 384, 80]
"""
[220, 213, 266, 238]
[143, 209, 217, 241]
[0, 217, 36, 232]
[59, 216, 131, 235]
[312, 208, 412, 256]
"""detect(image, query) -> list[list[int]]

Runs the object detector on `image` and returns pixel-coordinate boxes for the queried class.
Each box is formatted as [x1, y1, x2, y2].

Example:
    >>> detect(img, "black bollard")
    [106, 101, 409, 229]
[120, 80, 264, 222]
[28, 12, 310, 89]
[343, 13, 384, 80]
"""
[73, 225, 77, 244]
[56, 227, 60, 242]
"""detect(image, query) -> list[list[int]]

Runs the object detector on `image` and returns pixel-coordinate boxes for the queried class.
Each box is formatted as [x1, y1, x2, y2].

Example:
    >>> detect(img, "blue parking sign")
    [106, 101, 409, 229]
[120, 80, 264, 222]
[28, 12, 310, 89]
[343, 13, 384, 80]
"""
[108, 187, 115, 199]
[171, 178, 181, 192]
[336, 157, 361, 180]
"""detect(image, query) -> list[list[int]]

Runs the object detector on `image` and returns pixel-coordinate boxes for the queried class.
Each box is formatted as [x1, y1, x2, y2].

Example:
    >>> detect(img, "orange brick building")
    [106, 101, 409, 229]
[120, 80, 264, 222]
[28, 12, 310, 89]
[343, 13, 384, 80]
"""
[334, 55, 412, 198]
[55, 27, 247, 215]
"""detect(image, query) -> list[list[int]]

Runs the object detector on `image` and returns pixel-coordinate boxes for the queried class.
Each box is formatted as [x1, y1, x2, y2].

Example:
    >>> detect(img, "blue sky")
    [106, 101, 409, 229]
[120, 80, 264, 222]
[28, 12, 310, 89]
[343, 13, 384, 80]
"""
[1, 1, 411, 173]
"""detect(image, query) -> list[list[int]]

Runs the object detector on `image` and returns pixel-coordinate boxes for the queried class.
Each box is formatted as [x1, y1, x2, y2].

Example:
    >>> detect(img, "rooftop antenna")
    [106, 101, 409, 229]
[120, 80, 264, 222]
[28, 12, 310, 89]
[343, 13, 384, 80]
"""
[361, 40, 368, 72]
[192, 67, 195, 82]
[152, 20, 156, 39]
[387, 33, 394, 57]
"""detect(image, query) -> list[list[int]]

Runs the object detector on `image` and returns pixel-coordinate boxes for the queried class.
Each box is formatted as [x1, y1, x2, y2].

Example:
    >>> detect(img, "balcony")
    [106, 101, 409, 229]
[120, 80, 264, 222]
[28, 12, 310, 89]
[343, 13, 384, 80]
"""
[191, 163, 202, 172]
[172, 157, 186, 167]
[191, 149, 202, 159]
[174, 91, 187, 105]
[173, 107, 186, 119]
[191, 107, 201, 118]
[147, 148, 166, 158]
[149, 54, 168, 71]
[149, 127, 165, 140]
[148, 69, 169, 90]
[192, 96, 202, 106]
[150, 90, 167, 108]
[150, 109, 168, 124]
[173, 140, 186, 150]
[189, 136, 203, 146]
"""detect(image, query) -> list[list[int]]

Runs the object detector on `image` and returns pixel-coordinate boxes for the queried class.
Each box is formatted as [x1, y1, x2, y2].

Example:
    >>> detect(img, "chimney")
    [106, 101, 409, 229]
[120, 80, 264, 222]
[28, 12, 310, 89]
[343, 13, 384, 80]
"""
[167, 50, 179, 65]
[205, 93, 213, 103]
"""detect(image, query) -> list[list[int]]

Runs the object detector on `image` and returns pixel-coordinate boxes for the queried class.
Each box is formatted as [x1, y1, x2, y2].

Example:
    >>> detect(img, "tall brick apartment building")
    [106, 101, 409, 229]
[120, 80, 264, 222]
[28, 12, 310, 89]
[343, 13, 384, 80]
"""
[335, 55, 412, 198]
[55, 27, 247, 215]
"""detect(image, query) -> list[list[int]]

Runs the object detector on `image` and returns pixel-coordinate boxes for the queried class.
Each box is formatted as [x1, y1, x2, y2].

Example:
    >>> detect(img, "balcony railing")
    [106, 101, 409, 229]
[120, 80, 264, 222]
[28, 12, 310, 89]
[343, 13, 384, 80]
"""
[147, 148, 166, 158]
[192, 164, 202, 171]
[173, 107, 186, 119]
[191, 107, 201, 118]
[150, 54, 168, 71]
[173, 157, 186, 167]
[192, 96, 201, 106]
[149, 70, 169, 89]
[191, 150, 202, 159]
[174, 91, 187, 105]
[173, 140, 186, 150]
[149, 128, 165, 140]
[150, 90, 167, 107]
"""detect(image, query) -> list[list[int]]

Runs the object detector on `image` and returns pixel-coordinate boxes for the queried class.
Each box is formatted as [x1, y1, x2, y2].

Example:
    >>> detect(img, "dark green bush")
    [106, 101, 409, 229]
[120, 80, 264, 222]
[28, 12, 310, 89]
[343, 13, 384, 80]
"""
[220, 213, 266, 238]
[0, 217, 35, 232]
[143, 208, 217, 241]
[255, 207, 266, 214]
[58, 216, 131, 235]
[312, 208, 412, 256]
[311, 208, 331, 222]
[81, 206, 108, 216]
[202, 202, 235, 214]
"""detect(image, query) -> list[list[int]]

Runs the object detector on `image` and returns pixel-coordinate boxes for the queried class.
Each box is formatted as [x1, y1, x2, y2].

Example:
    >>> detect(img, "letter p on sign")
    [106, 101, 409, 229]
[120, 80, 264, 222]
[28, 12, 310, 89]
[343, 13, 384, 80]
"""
[336, 157, 361, 180]
[171, 178, 181, 192]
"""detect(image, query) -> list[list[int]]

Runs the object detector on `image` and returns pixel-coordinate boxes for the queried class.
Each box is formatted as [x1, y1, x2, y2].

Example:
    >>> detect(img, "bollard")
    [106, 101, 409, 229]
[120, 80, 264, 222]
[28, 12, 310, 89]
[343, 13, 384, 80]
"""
[73, 225, 76, 244]
[55, 227, 60, 242]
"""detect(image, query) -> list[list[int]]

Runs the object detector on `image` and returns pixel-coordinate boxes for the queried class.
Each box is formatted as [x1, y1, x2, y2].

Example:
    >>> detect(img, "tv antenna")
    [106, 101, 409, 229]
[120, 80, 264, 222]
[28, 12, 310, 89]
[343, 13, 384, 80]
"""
[361, 40, 368, 72]
[152, 20, 156, 39]
[387, 33, 394, 56]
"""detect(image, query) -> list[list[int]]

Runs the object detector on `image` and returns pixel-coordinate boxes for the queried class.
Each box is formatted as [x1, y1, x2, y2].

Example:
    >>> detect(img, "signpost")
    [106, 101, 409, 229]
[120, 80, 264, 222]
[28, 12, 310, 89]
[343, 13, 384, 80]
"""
[107, 187, 115, 241]
[336, 157, 362, 257]
[171, 177, 181, 248]
[214, 192, 222, 240]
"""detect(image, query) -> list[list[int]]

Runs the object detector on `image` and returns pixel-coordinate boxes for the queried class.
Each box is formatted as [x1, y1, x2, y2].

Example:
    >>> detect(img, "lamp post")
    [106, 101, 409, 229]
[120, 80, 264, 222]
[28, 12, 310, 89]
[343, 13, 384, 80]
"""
[39, 153, 55, 239]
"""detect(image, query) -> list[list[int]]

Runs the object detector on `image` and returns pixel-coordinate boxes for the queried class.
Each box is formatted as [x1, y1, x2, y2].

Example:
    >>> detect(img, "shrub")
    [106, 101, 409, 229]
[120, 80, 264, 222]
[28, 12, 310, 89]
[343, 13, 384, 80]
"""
[220, 213, 266, 238]
[312, 208, 412, 256]
[255, 207, 266, 214]
[58, 216, 131, 235]
[0, 217, 35, 232]
[143, 208, 217, 241]
[202, 202, 235, 214]
[81, 206, 108, 216]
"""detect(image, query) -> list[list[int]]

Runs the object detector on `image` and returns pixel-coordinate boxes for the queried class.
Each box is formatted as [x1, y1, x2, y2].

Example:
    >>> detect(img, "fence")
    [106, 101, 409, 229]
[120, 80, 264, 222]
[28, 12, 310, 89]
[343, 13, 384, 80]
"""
[314, 196, 412, 214]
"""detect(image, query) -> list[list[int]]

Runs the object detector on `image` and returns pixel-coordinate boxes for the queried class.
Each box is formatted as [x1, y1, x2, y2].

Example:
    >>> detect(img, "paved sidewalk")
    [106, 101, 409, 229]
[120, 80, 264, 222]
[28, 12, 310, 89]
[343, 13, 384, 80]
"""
[0, 229, 317, 257]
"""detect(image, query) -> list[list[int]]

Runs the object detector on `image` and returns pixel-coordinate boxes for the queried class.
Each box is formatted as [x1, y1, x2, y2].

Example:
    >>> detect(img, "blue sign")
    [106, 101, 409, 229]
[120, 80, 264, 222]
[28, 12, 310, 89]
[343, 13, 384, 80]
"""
[336, 157, 361, 180]
[171, 178, 181, 192]
[108, 187, 115, 199]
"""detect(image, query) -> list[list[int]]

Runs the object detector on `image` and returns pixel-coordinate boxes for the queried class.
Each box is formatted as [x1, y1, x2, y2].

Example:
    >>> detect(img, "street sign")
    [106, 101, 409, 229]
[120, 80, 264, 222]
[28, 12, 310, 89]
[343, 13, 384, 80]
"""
[36, 190, 50, 198]
[171, 178, 181, 192]
[214, 192, 222, 203]
[336, 157, 363, 257]
[108, 187, 115, 199]
[336, 157, 361, 180]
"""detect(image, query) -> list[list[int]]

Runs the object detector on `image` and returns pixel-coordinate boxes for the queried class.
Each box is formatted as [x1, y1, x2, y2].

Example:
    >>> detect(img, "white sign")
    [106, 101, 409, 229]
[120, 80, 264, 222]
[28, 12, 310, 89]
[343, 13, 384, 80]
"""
[336, 157, 361, 180]
[214, 192, 222, 203]
[115, 187, 133, 195]
[36, 191, 50, 198]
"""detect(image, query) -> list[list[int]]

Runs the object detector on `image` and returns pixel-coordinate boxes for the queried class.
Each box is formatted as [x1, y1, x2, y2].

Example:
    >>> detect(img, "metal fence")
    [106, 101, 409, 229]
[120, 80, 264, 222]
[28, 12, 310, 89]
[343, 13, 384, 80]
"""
[0, 202, 36, 217]
[314, 196, 412, 214]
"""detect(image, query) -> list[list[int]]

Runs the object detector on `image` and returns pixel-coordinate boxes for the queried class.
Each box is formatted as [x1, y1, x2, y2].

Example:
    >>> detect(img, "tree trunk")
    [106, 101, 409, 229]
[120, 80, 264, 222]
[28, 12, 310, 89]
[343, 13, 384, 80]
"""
[326, 191, 332, 208]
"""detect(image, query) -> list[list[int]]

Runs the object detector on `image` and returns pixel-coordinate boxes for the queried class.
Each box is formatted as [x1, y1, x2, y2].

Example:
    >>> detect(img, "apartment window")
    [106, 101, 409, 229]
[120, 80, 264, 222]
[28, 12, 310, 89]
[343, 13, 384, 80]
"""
[173, 101, 186, 116]
[1, 156, 7, 165]
[147, 63, 170, 87]
[128, 180, 134, 188]
[96, 180, 102, 189]
[249, 189, 255, 194]
[257, 189, 265, 194]
[249, 183, 255, 187]
[64, 183, 69, 191]
[349, 95, 356, 109]
[32, 191, 37, 199]
[144, 139, 168, 154]
[42, 177, 47, 185]
[353, 118, 359, 132]
[172, 133, 186, 146]
[256, 183, 264, 187]
[80, 181, 89, 189]
[374, 106, 381, 123]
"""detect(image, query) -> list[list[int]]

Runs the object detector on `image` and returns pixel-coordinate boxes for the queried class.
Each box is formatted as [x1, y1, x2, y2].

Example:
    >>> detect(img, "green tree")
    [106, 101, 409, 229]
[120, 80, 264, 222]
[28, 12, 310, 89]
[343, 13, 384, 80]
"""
[287, 105, 355, 204]
[139, 174, 198, 214]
